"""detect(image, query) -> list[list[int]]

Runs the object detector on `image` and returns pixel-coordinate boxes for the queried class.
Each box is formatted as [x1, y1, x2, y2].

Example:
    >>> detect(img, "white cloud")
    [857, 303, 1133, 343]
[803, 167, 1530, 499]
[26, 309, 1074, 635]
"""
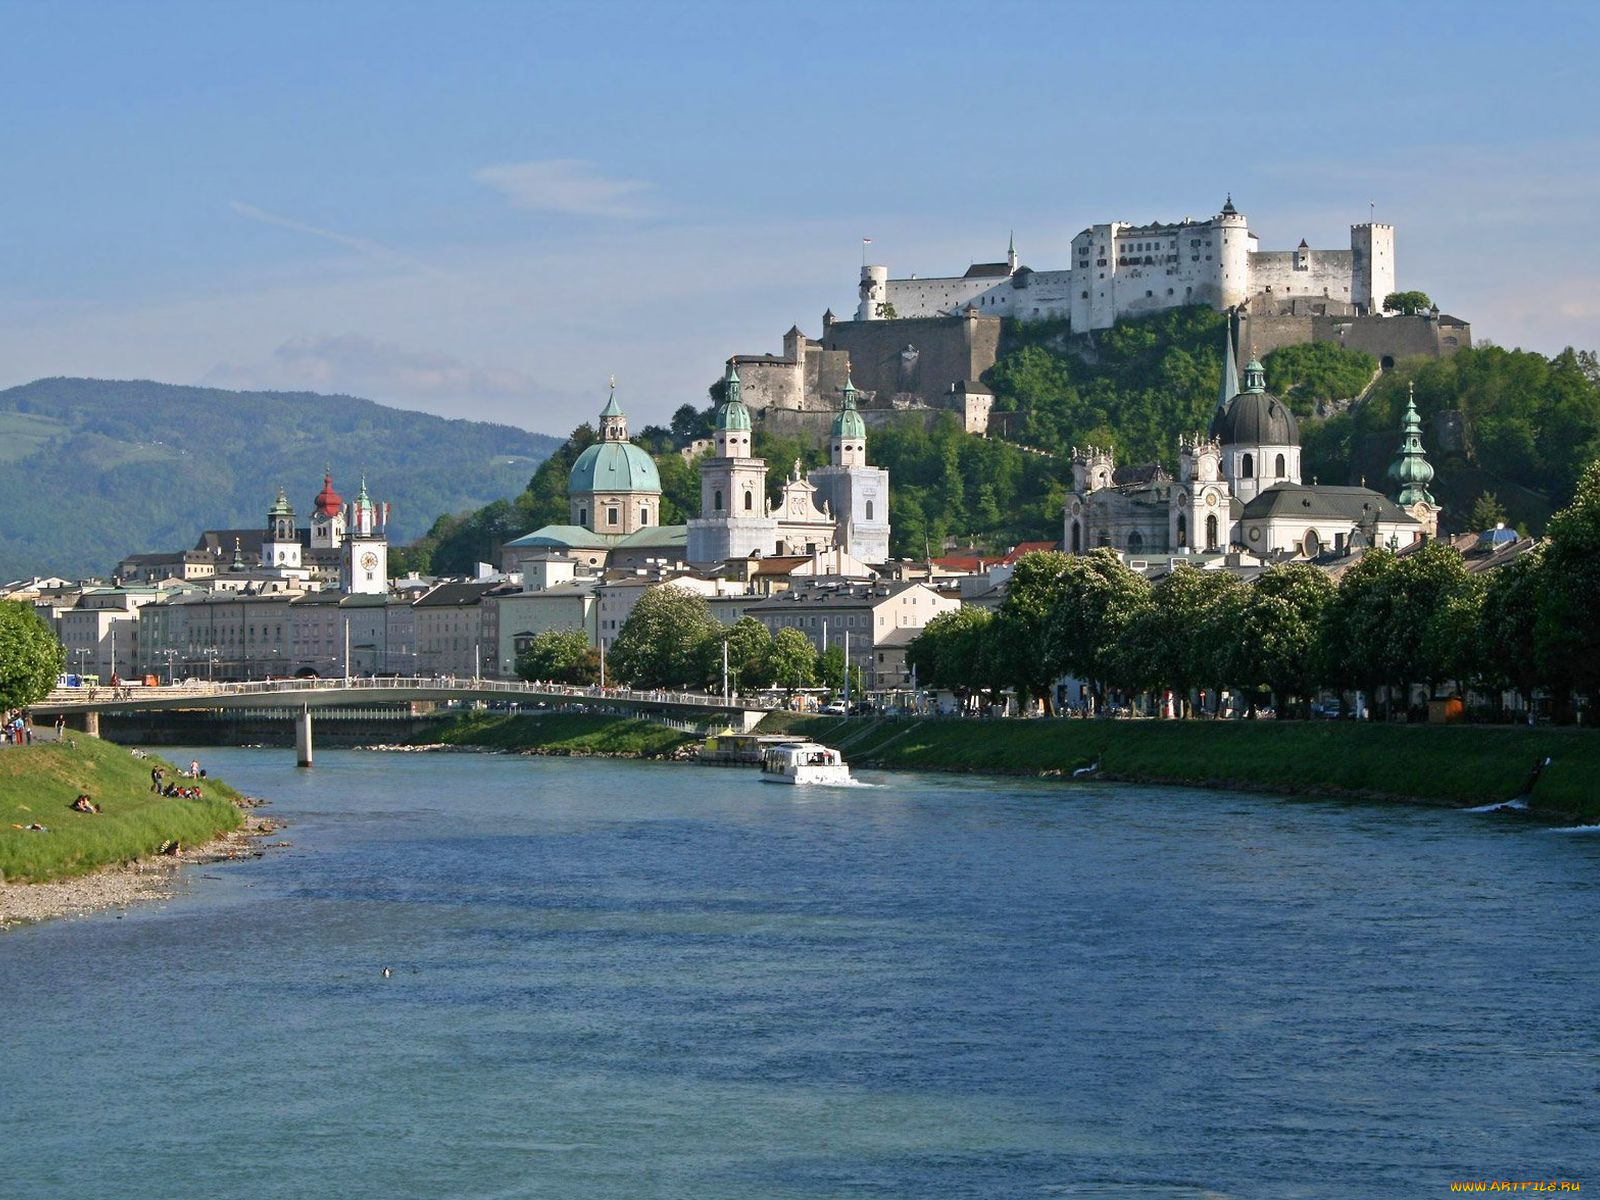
[203, 334, 540, 414]
[473, 159, 655, 219]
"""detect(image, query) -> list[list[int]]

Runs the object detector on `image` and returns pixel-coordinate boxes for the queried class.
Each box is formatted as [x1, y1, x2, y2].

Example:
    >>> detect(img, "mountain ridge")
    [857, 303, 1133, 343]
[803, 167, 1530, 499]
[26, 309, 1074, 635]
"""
[0, 376, 561, 581]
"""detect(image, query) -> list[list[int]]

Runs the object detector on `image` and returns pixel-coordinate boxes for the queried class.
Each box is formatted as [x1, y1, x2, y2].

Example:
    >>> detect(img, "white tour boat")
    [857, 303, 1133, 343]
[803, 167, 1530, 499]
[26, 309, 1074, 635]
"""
[760, 741, 853, 786]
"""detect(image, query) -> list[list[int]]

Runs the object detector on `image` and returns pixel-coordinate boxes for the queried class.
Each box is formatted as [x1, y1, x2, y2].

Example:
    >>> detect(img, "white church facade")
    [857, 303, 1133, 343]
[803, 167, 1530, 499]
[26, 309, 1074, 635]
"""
[1065, 333, 1433, 561]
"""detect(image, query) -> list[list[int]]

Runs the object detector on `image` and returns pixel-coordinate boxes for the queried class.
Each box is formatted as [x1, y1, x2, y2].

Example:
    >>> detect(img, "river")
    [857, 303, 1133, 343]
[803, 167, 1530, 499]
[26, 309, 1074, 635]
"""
[2, 748, 1596, 1198]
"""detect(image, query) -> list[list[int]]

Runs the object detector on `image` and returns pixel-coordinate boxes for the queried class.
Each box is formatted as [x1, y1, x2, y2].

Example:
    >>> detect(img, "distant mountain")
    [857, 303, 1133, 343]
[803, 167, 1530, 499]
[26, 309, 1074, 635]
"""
[0, 377, 561, 581]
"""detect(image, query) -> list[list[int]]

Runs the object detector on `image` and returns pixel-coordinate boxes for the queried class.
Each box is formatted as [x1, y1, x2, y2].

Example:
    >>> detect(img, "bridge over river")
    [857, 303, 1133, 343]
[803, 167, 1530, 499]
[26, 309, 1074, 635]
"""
[32, 677, 772, 765]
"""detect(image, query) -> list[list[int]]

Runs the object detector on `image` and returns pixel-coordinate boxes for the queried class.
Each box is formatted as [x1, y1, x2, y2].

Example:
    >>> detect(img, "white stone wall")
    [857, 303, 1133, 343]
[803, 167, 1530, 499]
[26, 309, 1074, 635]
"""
[809, 464, 891, 563]
[1247, 249, 1356, 305]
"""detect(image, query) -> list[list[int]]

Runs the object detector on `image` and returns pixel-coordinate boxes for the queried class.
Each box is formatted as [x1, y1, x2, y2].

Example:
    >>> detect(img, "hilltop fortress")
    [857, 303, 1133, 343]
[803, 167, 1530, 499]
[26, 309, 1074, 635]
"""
[720, 197, 1467, 441]
[857, 196, 1396, 330]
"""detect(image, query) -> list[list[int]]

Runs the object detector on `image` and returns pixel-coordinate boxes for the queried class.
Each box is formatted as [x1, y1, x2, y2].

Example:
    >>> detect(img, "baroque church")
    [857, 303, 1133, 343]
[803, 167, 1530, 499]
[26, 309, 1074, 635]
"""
[505, 367, 891, 573]
[1065, 329, 1438, 560]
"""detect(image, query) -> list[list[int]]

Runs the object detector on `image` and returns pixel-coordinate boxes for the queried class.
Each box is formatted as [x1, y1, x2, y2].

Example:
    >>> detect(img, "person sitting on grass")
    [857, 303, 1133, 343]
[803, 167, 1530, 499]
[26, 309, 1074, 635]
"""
[71, 794, 100, 814]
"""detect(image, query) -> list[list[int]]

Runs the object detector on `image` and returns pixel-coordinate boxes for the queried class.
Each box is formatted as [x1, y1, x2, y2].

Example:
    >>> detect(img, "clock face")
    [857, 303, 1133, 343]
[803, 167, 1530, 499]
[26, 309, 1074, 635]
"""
[360, 551, 379, 571]
[1206, 493, 1219, 507]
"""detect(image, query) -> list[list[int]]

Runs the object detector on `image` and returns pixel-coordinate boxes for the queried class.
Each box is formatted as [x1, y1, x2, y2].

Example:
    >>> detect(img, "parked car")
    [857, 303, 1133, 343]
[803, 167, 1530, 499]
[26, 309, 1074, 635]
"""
[819, 701, 848, 716]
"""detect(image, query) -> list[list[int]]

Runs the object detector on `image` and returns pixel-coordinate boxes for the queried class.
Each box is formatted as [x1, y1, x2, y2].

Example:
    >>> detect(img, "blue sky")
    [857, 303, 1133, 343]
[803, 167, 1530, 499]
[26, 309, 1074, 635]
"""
[2, 0, 1597, 435]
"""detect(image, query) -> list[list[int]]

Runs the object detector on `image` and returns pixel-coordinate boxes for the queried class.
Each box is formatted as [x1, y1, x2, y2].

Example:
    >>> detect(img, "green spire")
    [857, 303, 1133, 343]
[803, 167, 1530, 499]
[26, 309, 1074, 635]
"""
[268, 486, 293, 519]
[833, 375, 866, 440]
[1387, 384, 1437, 506]
[725, 361, 741, 407]
[356, 475, 371, 506]
[599, 376, 624, 419]
[714, 362, 752, 433]
[1216, 317, 1240, 414]
[231, 536, 245, 571]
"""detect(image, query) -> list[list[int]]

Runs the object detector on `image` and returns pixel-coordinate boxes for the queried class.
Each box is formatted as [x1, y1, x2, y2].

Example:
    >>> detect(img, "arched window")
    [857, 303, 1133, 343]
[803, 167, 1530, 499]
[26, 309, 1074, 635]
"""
[1275, 453, 1286, 478]
[1303, 529, 1320, 557]
[713, 490, 723, 513]
[1176, 513, 1188, 548]
[1205, 514, 1219, 551]
[1241, 452, 1254, 479]
[865, 500, 873, 521]
[1071, 521, 1082, 553]
[1127, 530, 1143, 552]
[744, 490, 753, 512]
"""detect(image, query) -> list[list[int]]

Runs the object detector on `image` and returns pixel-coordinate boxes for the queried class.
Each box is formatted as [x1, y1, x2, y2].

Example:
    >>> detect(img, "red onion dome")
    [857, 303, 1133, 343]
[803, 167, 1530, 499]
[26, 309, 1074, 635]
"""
[313, 474, 343, 517]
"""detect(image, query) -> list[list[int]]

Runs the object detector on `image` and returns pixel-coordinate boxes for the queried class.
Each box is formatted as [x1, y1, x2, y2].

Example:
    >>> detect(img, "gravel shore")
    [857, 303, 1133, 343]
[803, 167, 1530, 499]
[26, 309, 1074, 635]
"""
[0, 810, 281, 930]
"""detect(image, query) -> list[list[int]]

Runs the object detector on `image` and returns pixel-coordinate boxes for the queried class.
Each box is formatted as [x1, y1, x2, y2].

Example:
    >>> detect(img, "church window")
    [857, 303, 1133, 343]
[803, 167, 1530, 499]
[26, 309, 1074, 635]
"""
[1097, 529, 1110, 548]
[1303, 529, 1321, 557]
[607, 507, 619, 527]
[714, 490, 723, 512]
[1071, 521, 1082, 554]
[1205, 514, 1219, 552]
[640, 506, 649, 526]
[865, 500, 873, 520]
[744, 491, 753, 512]
[1242, 453, 1254, 479]
[1176, 514, 1187, 548]
[579, 507, 587, 526]
[1275, 453, 1286, 478]
[1127, 531, 1143, 552]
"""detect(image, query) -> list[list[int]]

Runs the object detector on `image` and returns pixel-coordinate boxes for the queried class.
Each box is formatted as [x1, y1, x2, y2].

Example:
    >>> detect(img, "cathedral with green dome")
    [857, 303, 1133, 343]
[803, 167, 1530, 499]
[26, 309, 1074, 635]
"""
[506, 370, 891, 575]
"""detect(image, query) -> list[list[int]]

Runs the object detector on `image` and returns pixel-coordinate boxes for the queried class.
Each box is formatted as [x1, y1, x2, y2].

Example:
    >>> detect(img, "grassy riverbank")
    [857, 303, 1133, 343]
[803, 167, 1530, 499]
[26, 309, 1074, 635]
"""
[762, 715, 1600, 819]
[0, 737, 244, 883]
[418, 712, 699, 758]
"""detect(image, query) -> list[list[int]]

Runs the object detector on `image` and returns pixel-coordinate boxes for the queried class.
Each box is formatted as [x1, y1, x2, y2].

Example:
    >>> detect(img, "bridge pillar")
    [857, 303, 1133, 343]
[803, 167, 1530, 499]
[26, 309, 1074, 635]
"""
[82, 711, 100, 738]
[295, 707, 313, 768]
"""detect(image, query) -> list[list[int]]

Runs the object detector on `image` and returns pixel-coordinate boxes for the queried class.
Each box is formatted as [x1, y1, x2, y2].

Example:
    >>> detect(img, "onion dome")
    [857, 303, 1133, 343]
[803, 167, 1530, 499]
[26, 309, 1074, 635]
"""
[1209, 357, 1299, 447]
[715, 363, 753, 432]
[832, 376, 866, 440]
[267, 487, 294, 519]
[313, 472, 343, 518]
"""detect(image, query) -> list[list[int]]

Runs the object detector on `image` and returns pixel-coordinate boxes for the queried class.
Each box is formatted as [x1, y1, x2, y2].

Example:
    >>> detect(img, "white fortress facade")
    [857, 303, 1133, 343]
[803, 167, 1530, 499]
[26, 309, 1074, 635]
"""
[856, 198, 1394, 331]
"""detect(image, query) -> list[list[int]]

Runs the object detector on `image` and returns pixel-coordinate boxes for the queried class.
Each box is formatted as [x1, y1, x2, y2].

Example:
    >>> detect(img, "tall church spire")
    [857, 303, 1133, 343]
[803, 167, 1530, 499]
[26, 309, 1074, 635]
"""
[1216, 315, 1240, 415]
[1388, 383, 1437, 507]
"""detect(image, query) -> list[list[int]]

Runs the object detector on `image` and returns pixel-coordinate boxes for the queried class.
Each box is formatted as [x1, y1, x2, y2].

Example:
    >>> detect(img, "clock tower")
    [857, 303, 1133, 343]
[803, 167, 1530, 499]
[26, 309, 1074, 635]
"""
[340, 477, 389, 594]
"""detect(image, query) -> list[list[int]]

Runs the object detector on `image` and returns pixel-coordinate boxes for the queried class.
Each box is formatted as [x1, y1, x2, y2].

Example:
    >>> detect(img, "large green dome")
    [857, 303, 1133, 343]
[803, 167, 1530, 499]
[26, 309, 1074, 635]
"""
[568, 440, 661, 494]
[832, 405, 865, 439]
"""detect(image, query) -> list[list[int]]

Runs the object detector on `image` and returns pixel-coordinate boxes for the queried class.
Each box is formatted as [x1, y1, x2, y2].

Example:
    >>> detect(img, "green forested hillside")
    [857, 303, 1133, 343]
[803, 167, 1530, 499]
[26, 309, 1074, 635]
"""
[0, 378, 560, 581]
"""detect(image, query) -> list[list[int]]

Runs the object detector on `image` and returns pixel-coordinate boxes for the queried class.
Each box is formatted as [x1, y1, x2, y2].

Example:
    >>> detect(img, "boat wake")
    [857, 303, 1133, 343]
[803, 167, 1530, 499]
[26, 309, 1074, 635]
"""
[1544, 823, 1600, 834]
[1463, 798, 1530, 813]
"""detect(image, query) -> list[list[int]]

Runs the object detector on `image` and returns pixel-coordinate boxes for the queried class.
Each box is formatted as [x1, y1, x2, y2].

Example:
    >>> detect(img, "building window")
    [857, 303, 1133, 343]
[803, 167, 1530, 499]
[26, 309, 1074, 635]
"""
[1176, 513, 1187, 548]
[607, 507, 619, 527]
[640, 505, 649, 526]
[865, 500, 873, 520]
[1127, 531, 1143, 552]
[1242, 453, 1254, 479]
[1275, 453, 1286, 478]
[1071, 520, 1082, 554]
[579, 508, 587, 526]
[744, 491, 753, 512]
[1205, 514, 1219, 552]
[714, 489, 723, 512]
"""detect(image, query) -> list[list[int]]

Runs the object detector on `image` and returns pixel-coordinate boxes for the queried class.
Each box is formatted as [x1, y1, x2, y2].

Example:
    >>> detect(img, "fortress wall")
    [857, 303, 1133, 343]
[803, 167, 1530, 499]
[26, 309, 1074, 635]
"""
[882, 275, 1001, 318]
[1248, 250, 1355, 305]
[823, 316, 1002, 405]
[735, 359, 805, 411]
[1315, 314, 1461, 361]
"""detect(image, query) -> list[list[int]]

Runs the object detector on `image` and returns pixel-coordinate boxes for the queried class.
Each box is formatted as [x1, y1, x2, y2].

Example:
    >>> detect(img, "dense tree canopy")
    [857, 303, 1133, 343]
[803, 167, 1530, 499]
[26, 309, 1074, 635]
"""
[608, 585, 719, 689]
[514, 629, 598, 686]
[0, 601, 65, 711]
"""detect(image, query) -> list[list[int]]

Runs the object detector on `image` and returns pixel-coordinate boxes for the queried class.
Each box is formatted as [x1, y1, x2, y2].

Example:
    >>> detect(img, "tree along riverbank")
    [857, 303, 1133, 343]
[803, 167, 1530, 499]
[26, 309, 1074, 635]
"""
[0, 735, 245, 886]
[759, 715, 1599, 820]
[407, 712, 699, 759]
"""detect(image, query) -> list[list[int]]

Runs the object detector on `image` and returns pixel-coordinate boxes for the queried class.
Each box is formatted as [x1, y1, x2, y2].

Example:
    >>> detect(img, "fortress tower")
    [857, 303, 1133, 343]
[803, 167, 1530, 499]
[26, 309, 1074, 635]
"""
[1351, 222, 1396, 312]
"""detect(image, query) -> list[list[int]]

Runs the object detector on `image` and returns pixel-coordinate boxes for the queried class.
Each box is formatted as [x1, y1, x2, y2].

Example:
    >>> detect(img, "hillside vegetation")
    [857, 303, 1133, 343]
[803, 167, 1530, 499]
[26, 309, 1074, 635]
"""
[0, 378, 561, 581]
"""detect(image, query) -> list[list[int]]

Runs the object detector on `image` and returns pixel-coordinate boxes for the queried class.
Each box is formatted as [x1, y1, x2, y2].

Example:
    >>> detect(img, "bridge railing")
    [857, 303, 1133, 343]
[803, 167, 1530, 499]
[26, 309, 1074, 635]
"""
[41, 675, 779, 713]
